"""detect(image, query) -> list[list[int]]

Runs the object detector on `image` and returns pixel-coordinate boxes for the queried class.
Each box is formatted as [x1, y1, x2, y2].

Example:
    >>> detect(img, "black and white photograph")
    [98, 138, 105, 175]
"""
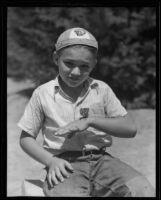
[6, 6, 157, 197]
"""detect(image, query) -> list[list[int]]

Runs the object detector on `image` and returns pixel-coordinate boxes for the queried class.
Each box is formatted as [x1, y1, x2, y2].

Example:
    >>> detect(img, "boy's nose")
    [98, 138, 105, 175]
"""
[71, 67, 81, 76]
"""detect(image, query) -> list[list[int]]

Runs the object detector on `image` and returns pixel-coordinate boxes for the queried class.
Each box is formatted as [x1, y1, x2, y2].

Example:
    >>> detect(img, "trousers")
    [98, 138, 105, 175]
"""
[43, 151, 155, 197]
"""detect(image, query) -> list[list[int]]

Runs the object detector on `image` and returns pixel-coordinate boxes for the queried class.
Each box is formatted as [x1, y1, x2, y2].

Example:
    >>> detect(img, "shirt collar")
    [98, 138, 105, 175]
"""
[54, 75, 98, 89]
[54, 75, 60, 94]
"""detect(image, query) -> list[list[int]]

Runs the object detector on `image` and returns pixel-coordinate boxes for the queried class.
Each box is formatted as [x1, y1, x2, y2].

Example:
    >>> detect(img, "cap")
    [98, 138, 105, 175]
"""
[55, 27, 98, 51]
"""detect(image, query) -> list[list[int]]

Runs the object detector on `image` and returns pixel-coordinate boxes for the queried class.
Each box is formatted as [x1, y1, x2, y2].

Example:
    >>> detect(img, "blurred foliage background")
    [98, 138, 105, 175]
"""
[7, 7, 156, 109]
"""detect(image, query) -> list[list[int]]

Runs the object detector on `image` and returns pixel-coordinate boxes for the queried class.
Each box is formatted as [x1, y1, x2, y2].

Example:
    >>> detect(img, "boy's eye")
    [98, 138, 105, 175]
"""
[64, 61, 90, 70]
[65, 62, 74, 67]
[81, 65, 89, 69]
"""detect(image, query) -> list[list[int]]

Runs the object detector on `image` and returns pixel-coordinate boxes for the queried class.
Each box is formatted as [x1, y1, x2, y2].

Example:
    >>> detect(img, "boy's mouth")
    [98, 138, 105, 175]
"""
[68, 77, 81, 81]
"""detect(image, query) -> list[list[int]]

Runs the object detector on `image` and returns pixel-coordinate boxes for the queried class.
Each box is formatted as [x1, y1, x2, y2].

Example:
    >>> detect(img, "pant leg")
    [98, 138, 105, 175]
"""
[91, 152, 155, 197]
[43, 157, 90, 197]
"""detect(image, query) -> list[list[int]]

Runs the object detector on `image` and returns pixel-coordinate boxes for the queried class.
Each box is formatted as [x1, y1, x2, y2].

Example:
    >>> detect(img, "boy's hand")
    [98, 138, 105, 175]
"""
[55, 119, 90, 138]
[47, 157, 74, 187]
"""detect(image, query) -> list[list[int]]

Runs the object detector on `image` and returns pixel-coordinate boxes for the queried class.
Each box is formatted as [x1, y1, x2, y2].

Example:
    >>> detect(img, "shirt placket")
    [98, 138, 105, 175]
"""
[72, 102, 80, 120]
[72, 103, 76, 120]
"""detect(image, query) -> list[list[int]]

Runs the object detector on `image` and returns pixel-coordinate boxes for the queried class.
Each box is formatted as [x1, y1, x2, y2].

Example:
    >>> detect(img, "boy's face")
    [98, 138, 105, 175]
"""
[55, 46, 97, 88]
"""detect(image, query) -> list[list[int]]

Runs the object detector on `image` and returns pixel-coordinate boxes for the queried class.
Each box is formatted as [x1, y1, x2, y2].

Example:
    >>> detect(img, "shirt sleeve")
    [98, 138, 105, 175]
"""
[103, 85, 127, 117]
[17, 88, 44, 137]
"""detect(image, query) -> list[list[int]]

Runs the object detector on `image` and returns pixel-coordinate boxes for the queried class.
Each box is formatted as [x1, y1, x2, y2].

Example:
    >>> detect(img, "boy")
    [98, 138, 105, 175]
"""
[18, 27, 155, 197]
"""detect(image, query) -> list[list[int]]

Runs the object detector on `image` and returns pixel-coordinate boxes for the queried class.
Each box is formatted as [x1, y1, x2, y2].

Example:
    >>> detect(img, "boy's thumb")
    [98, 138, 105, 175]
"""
[65, 162, 74, 171]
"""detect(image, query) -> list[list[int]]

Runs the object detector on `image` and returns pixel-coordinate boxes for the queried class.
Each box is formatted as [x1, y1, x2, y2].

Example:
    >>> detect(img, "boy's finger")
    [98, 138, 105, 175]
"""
[55, 128, 67, 134]
[64, 161, 74, 172]
[60, 167, 70, 178]
[47, 173, 53, 188]
[67, 132, 75, 139]
[55, 129, 70, 136]
[51, 170, 59, 185]
[69, 126, 77, 131]
[55, 167, 64, 182]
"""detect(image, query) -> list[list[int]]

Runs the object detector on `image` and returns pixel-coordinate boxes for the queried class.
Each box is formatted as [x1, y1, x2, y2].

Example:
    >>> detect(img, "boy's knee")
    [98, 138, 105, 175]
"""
[126, 175, 155, 197]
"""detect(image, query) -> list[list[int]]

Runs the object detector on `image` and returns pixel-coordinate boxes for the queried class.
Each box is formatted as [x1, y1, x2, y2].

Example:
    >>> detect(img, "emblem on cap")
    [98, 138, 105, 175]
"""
[74, 28, 86, 36]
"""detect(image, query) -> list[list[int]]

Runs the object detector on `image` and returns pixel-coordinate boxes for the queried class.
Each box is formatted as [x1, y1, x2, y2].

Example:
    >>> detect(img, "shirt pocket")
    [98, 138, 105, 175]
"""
[89, 102, 105, 117]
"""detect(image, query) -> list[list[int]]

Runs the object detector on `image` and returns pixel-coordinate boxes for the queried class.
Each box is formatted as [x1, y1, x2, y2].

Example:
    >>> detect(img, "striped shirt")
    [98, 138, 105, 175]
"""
[18, 76, 127, 155]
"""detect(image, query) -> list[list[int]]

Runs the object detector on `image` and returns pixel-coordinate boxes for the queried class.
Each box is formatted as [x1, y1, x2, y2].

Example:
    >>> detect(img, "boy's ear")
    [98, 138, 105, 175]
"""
[90, 59, 97, 72]
[52, 51, 59, 65]
[94, 58, 97, 66]
[93, 58, 97, 68]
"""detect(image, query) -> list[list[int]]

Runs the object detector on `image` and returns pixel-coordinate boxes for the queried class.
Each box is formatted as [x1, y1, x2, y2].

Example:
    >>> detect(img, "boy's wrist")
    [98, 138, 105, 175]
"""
[86, 117, 95, 127]
[45, 155, 56, 168]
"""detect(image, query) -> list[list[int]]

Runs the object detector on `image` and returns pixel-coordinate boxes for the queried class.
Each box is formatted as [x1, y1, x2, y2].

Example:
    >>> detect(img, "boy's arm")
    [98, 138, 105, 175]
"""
[20, 130, 53, 166]
[55, 114, 137, 138]
[87, 114, 137, 138]
[20, 131, 74, 187]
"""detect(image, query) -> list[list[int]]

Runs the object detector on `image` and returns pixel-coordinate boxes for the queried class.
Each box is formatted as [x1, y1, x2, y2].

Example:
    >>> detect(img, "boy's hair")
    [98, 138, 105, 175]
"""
[56, 44, 97, 58]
